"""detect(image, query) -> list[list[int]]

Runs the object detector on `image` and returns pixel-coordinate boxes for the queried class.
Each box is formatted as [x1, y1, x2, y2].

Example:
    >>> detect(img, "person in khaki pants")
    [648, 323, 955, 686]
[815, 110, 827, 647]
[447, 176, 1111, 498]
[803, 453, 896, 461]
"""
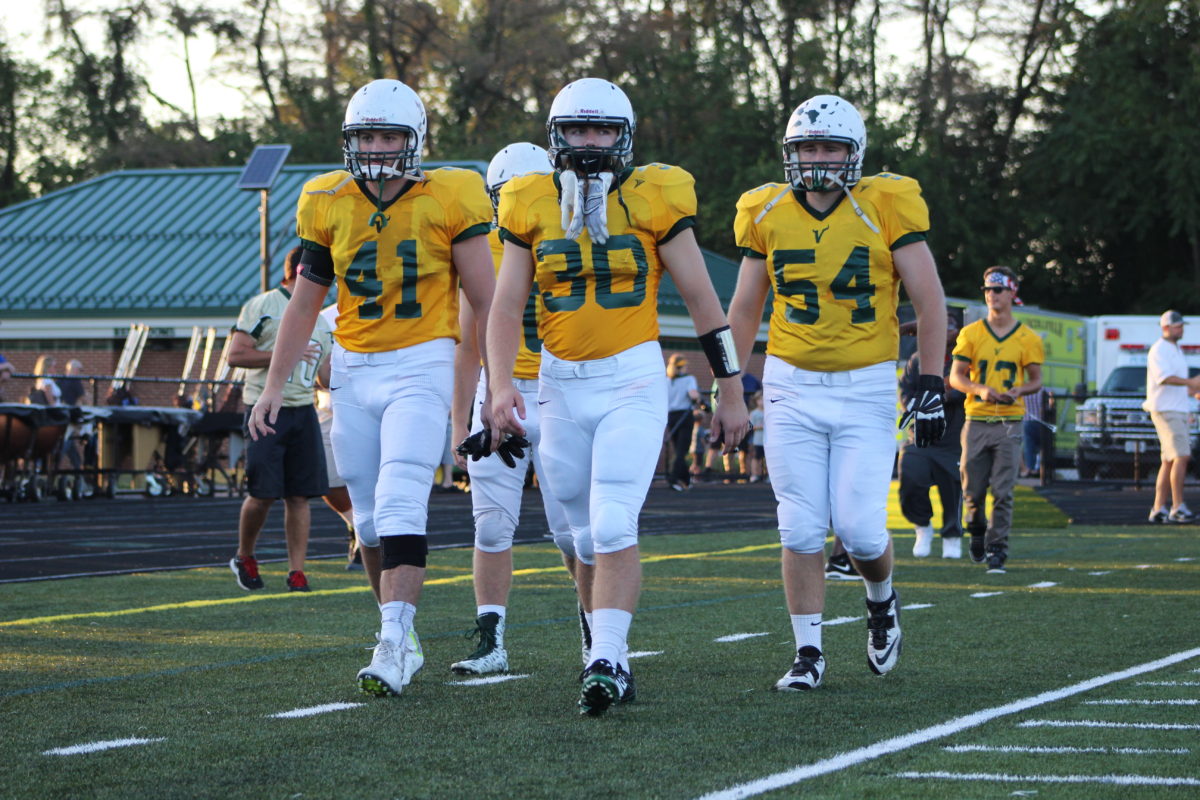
[949, 267, 1043, 574]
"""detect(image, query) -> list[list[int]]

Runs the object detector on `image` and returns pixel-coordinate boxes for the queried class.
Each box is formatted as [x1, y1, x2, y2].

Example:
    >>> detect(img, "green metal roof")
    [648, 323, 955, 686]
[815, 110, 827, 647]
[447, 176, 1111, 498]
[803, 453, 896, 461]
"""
[0, 162, 737, 318]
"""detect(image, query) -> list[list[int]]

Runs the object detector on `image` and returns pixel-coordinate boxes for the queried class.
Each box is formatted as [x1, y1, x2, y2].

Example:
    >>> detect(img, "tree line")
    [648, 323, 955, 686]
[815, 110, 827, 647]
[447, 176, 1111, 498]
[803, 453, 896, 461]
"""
[2, 0, 1197, 315]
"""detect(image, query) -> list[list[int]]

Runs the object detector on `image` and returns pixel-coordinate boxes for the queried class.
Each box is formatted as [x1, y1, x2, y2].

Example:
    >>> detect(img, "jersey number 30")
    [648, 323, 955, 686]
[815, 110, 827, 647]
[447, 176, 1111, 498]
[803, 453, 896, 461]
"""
[771, 246, 876, 324]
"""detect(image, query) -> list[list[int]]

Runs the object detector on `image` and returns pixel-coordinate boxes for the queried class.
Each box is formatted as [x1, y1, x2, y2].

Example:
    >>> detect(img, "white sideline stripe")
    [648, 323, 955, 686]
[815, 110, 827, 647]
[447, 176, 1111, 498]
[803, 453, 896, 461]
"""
[715, 632, 769, 643]
[1083, 699, 1199, 705]
[822, 616, 861, 626]
[43, 737, 165, 756]
[903, 603, 934, 610]
[1027, 581, 1057, 588]
[693, 646, 1200, 800]
[894, 771, 1200, 786]
[970, 592, 1003, 598]
[1176, 557, 1195, 562]
[1135, 564, 1155, 569]
[628, 650, 663, 659]
[1138, 681, 1200, 686]
[269, 702, 363, 718]
[944, 744, 1190, 755]
[1021, 719, 1200, 730]
[1088, 571, 1111, 576]
[449, 674, 530, 686]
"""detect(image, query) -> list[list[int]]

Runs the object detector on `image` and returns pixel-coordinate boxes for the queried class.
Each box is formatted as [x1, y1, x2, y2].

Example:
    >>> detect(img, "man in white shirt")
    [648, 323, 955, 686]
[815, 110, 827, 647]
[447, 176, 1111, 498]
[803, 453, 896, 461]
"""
[1144, 310, 1200, 523]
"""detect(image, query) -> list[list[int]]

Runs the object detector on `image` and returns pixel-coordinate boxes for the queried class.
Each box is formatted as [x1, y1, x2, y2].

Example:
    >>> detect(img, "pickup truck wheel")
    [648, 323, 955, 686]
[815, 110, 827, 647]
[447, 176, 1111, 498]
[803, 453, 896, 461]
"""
[1075, 448, 1097, 480]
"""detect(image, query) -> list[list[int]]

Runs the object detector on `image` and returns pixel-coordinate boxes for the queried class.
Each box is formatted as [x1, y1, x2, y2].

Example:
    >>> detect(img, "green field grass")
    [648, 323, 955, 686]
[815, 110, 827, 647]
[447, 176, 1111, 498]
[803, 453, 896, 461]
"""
[1, 492, 1197, 799]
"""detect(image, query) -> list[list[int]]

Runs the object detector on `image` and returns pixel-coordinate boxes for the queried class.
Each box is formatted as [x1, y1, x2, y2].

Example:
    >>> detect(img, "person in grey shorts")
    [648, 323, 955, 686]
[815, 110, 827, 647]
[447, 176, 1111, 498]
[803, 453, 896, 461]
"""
[1145, 310, 1200, 524]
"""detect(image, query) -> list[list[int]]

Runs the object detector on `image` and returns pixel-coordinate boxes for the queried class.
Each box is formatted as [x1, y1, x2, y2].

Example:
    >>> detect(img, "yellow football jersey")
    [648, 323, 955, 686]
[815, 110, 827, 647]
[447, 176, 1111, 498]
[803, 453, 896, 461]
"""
[953, 319, 1045, 419]
[734, 173, 930, 372]
[488, 228, 542, 380]
[296, 167, 492, 353]
[498, 164, 696, 361]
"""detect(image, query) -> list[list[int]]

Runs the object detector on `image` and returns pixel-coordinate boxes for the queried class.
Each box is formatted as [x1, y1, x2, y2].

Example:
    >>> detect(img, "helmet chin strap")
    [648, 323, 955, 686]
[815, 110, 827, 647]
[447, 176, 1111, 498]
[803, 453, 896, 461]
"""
[755, 166, 879, 233]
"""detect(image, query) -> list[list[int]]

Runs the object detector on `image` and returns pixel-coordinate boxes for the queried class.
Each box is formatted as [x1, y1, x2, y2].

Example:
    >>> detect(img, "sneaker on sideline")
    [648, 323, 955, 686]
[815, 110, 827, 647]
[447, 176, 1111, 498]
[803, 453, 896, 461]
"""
[986, 554, 1007, 574]
[578, 659, 622, 716]
[865, 592, 902, 676]
[286, 570, 310, 592]
[450, 612, 509, 675]
[824, 553, 861, 581]
[912, 525, 933, 558]
[1169, 506, 1195, 524]
[969, 534, 987, 563]
[773, 646, 826, 691]
[941, 536, 962, 559]
[230, 555, 264, 591]
[358, 636, 407, 697]
[1148, 507, 1169, 524]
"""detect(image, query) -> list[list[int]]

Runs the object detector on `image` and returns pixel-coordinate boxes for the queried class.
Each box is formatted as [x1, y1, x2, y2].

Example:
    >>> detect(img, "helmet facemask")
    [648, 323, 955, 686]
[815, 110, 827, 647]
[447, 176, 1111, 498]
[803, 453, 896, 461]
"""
[343, 125, 420, 182]
[547, 117, 633, 177]
[782, 139, 862, 192]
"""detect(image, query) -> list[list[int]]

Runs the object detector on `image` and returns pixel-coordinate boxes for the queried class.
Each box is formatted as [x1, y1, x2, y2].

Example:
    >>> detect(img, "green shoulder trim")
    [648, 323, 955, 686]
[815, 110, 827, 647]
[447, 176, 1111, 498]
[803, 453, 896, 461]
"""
[499, 228, 531, 249]
[300, 238, 330, 254]
[452, 221, 491, 244]
[740, 247, 767, 260]
[952, 354, 972, 363]
[659, 216, 695, 245]
[891, 231, 927, 251]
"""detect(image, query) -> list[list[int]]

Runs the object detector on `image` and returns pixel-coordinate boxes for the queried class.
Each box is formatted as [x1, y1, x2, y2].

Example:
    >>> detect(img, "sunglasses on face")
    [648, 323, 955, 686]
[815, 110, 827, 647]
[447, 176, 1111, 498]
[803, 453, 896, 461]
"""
[982, 286, 1009, 294]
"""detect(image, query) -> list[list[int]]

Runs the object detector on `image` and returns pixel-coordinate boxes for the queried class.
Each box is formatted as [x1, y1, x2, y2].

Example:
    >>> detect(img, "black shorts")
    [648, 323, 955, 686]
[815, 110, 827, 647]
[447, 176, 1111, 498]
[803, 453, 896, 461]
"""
[243, 405, 328, 499]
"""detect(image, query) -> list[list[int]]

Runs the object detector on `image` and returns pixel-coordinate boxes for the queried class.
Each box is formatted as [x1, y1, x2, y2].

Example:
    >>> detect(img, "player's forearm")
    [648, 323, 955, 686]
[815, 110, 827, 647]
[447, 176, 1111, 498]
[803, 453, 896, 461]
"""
[226, 348, 273, 369]
[485, 307, 521, 395]
[451, 339, 481, 438]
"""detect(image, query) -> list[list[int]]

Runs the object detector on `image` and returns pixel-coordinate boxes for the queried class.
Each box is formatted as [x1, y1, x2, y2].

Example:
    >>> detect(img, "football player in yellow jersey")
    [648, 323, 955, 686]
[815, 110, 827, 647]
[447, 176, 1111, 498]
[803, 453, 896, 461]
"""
[949, 266, 1044, 573]
[488, 78, 750, 716]
[448, 142, 588, 676]
[727, 94, 948, 691]
[247, 79, 498, 699]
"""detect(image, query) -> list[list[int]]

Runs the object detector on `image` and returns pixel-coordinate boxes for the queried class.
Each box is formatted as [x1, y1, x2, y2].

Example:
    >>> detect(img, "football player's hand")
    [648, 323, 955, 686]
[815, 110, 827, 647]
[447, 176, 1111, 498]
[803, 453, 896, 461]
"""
[899, 374, 946, 448]
[247, 389, 283, 441]
[299, 342, 322, 365]
[711, 395, 751, 455]
[489, 384, 527, 441]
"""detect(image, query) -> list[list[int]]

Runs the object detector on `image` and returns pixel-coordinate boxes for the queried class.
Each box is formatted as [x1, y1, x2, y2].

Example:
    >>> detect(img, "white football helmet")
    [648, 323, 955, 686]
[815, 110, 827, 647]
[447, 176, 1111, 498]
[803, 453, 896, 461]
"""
[343, 79, 427, 181]
[782, 94, 866, 191]
[485, 142, 551, 208]
[546, 78, 636, 176]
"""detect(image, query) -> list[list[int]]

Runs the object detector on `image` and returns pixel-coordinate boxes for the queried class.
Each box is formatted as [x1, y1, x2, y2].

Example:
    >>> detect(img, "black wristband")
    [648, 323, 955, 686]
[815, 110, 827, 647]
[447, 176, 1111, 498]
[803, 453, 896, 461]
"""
[698, 325, 740, 379]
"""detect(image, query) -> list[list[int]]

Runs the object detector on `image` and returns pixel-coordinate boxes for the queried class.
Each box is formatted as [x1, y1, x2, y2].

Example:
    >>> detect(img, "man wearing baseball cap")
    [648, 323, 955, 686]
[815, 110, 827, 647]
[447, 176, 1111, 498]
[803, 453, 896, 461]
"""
[1145, 310, 1200, 523]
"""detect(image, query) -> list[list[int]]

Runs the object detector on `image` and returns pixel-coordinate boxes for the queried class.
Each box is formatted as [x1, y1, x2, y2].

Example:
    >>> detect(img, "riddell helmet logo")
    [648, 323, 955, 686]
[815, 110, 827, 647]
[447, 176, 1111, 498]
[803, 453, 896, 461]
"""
[578, 108, 601, 114]
[362, 115, 387, 123]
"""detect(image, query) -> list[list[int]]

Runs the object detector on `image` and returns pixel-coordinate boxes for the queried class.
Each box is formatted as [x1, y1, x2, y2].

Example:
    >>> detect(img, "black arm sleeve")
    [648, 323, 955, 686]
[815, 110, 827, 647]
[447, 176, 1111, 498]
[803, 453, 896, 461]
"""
[299, 242, 335, 287]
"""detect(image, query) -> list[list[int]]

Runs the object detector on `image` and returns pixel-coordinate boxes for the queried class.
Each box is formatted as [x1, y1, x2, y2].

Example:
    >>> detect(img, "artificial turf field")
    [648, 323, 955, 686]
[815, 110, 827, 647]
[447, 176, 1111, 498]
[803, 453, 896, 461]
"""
[1, 484, 1198, 799]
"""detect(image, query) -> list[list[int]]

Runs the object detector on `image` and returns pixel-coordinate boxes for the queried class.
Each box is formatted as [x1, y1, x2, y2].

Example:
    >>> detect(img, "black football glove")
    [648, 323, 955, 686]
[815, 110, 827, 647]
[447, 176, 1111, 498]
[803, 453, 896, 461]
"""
[899, 374, 947, 448]
[455, 430, 531, 469]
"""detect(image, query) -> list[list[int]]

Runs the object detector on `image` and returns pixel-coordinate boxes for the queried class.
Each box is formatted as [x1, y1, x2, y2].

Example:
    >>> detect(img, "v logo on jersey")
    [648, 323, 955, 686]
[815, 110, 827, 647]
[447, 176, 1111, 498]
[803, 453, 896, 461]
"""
[813, 225, 830, 243]
[634, 178, 645, 188]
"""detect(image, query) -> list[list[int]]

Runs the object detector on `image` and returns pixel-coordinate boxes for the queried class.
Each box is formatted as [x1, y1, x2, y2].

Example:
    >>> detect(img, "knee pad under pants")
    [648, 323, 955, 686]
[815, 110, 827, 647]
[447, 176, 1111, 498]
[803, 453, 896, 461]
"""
[474, 508, 517, 553]
[572, 526, 595, 566]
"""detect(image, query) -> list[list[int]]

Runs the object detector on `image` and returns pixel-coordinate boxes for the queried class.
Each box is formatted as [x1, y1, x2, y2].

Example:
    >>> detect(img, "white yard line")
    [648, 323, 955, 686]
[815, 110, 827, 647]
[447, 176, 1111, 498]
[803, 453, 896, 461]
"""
[943, 744, 1189, 755]
[43, 738, 165, 756]
[1138, 681, 1200, 686]
[628, 650, 663, 659]
[693, 646, 1200, 800]
[1083, 699, 1199, 706]
[822, 616, 861, 626]
[269, 702, 363, 718]
[970, 592, 1004, 598]
[1027, 582, 1057, 588]
[894, 771, 1200, 786]
[1088, 571, 1111, 576]
[715, 633, 770, 643]
[448, 674, 530, 686]
[1020, 719, 1200, 730]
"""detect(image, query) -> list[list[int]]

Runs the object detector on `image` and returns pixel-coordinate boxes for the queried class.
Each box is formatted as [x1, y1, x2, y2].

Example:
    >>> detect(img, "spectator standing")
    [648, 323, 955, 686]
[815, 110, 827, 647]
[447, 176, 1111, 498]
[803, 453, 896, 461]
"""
[228, 246, 333, 593]
[949, 267, 1044, 573]
[29, 356, 61, 405]
[665, 353, 700, 490]
[1144, 310, 1200, 524]
[747, 392, 766, 483]
[899, 317, 966, 558]
[1021, 387, 1048, 478]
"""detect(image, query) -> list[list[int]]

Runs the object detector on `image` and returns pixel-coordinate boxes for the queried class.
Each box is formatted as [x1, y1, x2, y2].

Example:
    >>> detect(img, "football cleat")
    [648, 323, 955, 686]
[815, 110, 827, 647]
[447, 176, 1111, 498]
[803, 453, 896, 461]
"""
[773, 646, 826, 691]
[451, 612, 508, 675]
[230, 555, 264, 591]
[358, 635, 407, 697]
[402, 628, 424, 685]
[912, 525, 933, 558]
[969, 534, 987, 563]
[865, 592, 902, 676]
[578, 659, 622, 717]
[824, 553, 861, 581]
[617, 663, 636, 704]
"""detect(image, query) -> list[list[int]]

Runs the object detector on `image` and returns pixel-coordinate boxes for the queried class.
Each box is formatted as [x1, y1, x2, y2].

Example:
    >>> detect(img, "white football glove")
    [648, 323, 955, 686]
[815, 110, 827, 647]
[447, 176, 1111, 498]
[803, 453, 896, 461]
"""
[559, 171, 612, 244]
